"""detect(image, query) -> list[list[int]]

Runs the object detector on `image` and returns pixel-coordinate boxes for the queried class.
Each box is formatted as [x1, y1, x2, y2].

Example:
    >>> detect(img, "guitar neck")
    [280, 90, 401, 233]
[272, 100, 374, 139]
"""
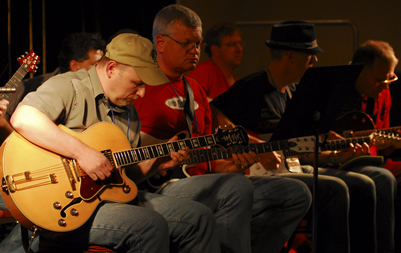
[285, 135, 371, 157]
[113, 133, 220, 167]
[0, 65, 28, 100]
[353, 126, 401, 137]
[183, 139, 294, 165]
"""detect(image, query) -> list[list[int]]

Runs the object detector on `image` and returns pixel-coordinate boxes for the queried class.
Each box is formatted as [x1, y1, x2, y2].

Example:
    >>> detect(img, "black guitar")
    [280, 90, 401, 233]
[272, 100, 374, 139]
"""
[141, 135, 316, 191]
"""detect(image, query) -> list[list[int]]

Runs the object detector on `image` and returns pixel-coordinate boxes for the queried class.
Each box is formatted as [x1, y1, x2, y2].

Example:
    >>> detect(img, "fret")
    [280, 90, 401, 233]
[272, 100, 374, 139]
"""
[191, 138, 201, 149]
[171, 142, 180, 151]
[258, 143, 271, 153]
[177, 140, 186, 150]
[143, 147, 151, 160]
[131, 149, 139, 163]
[152, 146, 159, 157]
[124, 150, 133, 164]
[211, 148, 221, 160]
[156, 144, 164, 156]
[270, 141, 281, 152]
[137, 148, 145, 161]
[166, 143, 174, 153]
[189, 151, 199, 164]
[122, 151, 130, 165]
[205, 136, 215, 146]
[114, 152, 122, 166]
[196, 136, 208, 147]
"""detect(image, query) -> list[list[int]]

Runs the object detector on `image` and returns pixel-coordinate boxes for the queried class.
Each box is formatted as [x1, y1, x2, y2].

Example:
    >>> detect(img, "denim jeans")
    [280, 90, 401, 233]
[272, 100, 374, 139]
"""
[278, 168, 350, 253]
[248, 175, 312, 253]
[159, 173, 312, 253]
[0, 191, 220, 253]
[306, 165, 397, 253]
[158, 173, 254, 253]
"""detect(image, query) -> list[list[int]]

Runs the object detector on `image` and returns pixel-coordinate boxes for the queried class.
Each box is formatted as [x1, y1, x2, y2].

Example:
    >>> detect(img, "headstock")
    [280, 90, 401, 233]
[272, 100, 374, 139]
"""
[287, 136, 315, 153]
[213, 125, 249, 149]
[17, 49, 40, 73]
[371, 132, 401, 150]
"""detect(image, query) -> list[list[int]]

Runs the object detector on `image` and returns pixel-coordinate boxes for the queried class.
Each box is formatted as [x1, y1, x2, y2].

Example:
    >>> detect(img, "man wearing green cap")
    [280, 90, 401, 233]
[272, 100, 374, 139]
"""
[2, 33, 221, 252]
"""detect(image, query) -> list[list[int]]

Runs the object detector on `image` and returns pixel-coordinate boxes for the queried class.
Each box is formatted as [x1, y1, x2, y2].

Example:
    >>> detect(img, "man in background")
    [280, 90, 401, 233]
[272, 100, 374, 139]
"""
[187, 22, 243, 101]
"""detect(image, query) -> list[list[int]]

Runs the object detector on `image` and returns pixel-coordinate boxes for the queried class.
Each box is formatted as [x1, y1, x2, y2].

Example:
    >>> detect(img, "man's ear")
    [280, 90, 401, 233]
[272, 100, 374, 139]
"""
[69, 60, 80, 72]
[155, 34, 165, 53]
[106, 61, 117, 78]
[286, 51, 294, 60]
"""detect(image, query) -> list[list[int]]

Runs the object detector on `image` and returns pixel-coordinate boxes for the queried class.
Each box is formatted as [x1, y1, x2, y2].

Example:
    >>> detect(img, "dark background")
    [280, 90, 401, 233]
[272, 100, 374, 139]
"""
[0, 0, 174, 86]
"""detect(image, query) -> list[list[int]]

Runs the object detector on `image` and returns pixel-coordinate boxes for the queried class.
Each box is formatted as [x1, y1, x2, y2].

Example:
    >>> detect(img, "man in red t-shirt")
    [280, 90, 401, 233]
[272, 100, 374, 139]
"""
[187, 23, 243, 101]
[133, 5, 312, 253]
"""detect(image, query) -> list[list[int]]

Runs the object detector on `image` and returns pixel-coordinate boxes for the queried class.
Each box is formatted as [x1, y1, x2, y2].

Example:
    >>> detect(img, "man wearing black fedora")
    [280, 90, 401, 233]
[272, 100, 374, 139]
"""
[210, 20, 390, 252]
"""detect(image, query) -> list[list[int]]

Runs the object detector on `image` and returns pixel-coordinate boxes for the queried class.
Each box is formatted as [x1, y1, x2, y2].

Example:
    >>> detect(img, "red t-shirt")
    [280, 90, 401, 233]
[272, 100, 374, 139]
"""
[187, 59, 237, 99]
[133, 75, 212, 175]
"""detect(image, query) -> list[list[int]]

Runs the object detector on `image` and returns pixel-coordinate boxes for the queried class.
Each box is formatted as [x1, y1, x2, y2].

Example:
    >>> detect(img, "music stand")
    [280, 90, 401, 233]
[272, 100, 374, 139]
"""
[270, 64, 363, 253]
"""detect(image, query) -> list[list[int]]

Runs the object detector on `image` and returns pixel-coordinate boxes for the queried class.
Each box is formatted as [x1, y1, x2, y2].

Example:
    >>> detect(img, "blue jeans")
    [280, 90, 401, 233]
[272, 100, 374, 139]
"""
[248, 176, 312, 253]
[0, 191, 220, 253]
[278, 168, 350, 253]
[158, 173, 254, 253]
[304, 165, 397, 253]
[158, 173, 311, 253]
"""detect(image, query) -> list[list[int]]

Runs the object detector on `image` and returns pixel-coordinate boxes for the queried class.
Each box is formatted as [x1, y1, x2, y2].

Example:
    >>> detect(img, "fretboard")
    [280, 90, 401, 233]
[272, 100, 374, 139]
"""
[352, 127, 401, 137]
[113, 134, 218, 167]
[182, 139, 292, 165]
[0, 64, 29, 100]
[285, 136, 371, 157]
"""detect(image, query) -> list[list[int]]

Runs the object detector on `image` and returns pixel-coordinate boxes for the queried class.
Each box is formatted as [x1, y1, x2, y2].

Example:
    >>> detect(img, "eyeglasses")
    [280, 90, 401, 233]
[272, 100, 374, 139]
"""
[221, 41, 245, 48]
[379, 73, 398, 84]
[161, 34, 204, 50]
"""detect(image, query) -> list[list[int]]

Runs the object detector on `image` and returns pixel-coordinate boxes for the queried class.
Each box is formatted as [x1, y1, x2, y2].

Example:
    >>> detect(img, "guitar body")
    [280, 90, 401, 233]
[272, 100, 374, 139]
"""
[0, 122, 137, 232]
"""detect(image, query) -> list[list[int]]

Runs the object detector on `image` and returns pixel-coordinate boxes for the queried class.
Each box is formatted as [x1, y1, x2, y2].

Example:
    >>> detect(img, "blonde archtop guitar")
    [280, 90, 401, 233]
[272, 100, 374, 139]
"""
[0, 122, 248, 233]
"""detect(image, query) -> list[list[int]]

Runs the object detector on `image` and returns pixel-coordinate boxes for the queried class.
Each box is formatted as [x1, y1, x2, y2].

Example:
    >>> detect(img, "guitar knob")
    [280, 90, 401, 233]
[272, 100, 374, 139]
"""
[53, 202, 62, 209]
[123, 185, 131, 193]
[65, 191, 73, 198]
[70, 209, 78, 216]
[58, 219, 66, 227]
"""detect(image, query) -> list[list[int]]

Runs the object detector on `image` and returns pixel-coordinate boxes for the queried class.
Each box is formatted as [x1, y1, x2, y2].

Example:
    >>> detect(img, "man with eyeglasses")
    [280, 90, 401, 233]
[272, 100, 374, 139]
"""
[211, 22, 397, 252]
[187, 23, 244, 102]
[333, 40, 400, 253]
[133, 5, 312, 253]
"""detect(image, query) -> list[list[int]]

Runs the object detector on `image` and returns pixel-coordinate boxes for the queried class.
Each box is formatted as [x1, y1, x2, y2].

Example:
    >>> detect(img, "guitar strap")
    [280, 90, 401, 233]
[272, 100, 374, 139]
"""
[182, 76, 212, 173]
[183, 76, 194, 137]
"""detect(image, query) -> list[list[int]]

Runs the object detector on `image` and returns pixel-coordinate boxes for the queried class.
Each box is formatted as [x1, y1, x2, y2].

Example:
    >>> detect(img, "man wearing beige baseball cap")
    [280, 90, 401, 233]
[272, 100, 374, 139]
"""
[6, 33, 220, 252]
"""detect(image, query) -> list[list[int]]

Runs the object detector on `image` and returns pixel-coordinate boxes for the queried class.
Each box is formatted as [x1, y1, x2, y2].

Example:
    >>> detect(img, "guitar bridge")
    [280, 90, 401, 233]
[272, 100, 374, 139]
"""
[2, 176, 16, 193]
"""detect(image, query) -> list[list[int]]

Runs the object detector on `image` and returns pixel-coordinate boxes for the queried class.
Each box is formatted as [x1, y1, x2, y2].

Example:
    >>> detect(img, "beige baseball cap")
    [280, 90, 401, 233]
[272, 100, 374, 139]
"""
[105, 33, 168, 86]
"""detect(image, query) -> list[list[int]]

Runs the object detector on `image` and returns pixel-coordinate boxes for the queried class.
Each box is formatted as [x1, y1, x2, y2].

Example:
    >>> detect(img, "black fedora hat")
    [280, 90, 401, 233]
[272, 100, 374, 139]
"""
[265, 20, 324, 53]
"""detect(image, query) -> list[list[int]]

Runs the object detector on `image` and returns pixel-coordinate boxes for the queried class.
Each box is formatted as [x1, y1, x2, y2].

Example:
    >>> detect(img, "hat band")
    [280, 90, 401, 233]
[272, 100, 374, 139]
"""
[268, 39, 319, 49]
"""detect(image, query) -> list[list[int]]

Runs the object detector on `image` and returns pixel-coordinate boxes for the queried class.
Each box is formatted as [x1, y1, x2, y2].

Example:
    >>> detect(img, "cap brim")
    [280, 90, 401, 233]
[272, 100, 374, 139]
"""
[265, 40, 324, 53]
[134, 66, 169, 86]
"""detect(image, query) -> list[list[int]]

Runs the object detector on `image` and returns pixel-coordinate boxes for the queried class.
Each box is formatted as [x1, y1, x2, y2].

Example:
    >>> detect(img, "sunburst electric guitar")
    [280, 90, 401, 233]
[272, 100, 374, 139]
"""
[0, 122, 248, 233]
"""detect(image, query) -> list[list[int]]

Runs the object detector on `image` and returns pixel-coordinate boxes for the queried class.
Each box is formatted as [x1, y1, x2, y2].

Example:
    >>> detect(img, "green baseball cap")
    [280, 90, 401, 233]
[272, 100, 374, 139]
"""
[105, 33, 168, 86]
